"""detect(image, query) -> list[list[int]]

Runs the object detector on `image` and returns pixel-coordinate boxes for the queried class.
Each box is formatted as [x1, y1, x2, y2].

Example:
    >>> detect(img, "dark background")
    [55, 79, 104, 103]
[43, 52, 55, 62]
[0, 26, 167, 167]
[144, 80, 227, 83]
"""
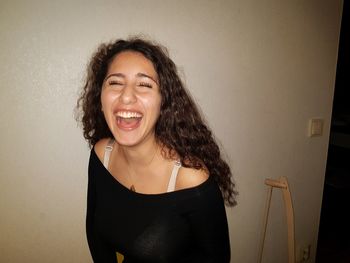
[316, 1, 350, 262]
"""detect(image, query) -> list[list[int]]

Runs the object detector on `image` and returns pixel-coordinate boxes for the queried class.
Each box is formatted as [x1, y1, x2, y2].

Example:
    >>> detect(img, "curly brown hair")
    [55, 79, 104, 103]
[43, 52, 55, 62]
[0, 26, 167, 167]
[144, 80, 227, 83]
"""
[76, 37, 237, 206]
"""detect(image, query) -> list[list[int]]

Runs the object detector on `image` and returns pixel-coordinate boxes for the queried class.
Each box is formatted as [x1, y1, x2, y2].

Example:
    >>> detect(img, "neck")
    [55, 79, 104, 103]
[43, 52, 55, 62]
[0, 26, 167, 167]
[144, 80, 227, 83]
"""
[118, 137, 160, 168]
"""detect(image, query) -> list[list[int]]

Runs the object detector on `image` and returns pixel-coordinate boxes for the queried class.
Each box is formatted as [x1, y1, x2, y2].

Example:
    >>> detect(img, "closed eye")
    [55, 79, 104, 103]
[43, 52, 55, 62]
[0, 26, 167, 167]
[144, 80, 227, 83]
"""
[108, 81, 123, 86]
[138, 82, 153, 88]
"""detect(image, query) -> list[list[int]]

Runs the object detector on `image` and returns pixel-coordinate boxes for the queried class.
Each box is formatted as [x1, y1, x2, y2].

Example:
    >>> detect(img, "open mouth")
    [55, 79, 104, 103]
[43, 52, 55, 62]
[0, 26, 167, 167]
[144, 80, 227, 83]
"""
[115, 111, 143, 130]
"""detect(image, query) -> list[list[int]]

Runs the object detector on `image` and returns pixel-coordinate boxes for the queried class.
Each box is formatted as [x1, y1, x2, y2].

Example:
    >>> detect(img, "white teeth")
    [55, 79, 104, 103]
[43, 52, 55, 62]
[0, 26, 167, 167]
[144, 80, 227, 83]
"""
[116, 111, 142, 118]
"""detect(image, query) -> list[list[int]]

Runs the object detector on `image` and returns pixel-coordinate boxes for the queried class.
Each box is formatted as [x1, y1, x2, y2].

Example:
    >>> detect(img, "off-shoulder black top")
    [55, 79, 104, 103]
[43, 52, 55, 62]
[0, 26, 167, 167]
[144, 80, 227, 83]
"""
[86, 148, 231, 262]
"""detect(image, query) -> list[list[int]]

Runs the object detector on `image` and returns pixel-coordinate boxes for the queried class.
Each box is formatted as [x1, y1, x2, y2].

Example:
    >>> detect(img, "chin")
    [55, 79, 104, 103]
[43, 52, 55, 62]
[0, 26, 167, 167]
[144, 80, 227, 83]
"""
[109, 120, 156, 145]
[112, 133, 146, 147]
[114, 137, 140, 147]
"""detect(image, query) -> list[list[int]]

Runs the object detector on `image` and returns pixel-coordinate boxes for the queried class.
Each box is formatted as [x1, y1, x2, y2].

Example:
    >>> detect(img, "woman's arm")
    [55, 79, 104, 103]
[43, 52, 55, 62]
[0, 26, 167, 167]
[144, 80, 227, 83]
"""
[176, 166, 230, 262]
[187, 179, 231, 262]
[86, 150, 117, 262]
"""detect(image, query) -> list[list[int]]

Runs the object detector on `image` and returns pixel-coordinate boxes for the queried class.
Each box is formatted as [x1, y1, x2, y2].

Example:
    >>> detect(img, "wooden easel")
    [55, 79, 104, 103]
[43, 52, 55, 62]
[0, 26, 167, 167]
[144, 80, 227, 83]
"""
[258, 177, 295, 263]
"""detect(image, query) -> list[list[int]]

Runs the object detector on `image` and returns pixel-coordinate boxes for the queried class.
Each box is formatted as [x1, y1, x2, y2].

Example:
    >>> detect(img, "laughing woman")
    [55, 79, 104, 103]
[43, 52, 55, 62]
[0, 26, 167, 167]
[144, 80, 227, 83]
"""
[77, 38, 237, 263]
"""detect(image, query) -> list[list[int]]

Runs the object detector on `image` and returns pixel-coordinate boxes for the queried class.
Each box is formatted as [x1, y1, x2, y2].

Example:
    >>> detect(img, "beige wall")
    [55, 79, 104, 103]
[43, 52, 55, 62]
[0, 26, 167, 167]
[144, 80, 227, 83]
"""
[0, 0, 343, 262]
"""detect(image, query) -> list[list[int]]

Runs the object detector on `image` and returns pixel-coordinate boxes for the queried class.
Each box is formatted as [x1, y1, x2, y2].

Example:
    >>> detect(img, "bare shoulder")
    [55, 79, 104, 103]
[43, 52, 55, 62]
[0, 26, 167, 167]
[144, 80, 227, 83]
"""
[176, 166, 209, 190]
[94, 138, 112, 161]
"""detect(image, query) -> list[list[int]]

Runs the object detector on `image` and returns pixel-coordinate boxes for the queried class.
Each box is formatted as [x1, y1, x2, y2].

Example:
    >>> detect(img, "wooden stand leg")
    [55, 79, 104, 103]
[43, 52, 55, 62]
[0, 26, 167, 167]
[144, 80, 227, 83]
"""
[259, 177, 295, 263]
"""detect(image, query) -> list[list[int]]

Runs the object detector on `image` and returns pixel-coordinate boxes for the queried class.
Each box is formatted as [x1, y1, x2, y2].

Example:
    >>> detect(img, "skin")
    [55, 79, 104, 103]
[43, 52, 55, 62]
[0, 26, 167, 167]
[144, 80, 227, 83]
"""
[95, 51, 208, 194]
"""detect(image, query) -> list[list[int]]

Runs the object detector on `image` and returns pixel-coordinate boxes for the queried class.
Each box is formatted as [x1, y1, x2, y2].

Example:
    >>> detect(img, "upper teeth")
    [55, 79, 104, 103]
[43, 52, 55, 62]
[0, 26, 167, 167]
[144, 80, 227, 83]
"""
[116, 111, 142, 118]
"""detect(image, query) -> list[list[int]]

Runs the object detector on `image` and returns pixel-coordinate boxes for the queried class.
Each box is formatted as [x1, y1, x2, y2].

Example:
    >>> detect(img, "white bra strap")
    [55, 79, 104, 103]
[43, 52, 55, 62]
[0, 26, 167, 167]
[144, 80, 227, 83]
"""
[103, 138, 115, 169]
[167, 160, 181, 192]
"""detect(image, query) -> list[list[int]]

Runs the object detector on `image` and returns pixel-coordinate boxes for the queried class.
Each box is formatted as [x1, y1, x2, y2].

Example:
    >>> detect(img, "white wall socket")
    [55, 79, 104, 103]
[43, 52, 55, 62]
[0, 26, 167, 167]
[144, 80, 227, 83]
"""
[296, 244, 311, 262]
[302, 245, 311, 261]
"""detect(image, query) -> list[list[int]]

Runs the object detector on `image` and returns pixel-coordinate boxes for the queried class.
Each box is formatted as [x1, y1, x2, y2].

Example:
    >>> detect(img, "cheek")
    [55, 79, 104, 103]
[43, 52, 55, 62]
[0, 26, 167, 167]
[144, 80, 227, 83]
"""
[100, 90, 107, 109]
[101, 90, 117, 109]
[154, 96, 162, 117]
[142, 96, 161, 116]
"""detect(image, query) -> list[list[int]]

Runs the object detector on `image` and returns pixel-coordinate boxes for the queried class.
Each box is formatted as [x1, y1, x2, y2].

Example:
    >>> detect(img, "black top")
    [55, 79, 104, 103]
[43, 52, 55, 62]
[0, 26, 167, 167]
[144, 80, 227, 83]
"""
[86, 148, 231, 263]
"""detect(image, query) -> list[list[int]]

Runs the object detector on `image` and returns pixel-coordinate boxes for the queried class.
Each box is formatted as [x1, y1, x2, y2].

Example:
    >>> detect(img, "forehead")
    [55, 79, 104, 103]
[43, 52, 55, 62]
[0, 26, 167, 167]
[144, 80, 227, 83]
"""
[107, 51, 157, 75]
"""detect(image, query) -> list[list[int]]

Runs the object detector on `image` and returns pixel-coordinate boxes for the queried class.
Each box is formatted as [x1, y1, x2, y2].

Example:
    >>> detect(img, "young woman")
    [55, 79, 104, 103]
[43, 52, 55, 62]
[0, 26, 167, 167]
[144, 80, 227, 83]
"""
[77, 38, 236, 262]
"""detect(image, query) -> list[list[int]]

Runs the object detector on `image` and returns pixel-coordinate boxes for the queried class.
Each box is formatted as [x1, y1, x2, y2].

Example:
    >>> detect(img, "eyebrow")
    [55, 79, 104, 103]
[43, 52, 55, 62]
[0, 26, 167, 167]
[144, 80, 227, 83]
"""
[104, 72, 158, 85]
[136, 73, 158, 85]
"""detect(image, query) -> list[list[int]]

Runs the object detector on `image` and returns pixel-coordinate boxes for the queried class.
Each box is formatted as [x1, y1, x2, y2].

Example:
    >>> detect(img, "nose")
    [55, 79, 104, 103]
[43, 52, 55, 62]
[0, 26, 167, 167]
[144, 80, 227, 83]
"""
[120, 84, 136, 105]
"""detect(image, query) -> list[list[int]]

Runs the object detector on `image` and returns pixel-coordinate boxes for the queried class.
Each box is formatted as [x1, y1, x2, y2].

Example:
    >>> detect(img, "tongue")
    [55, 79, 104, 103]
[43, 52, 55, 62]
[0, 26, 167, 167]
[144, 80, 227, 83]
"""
[117, 117, 141, 129]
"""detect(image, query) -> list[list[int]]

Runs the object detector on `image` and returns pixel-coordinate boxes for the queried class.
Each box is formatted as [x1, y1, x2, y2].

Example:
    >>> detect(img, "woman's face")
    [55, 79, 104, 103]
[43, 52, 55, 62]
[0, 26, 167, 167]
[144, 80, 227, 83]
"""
[101, 51, 161, 147]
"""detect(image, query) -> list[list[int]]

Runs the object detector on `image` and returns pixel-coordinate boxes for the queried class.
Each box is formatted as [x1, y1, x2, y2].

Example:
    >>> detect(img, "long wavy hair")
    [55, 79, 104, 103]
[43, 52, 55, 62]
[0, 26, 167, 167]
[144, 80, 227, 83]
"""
[77, 37, 237, 206]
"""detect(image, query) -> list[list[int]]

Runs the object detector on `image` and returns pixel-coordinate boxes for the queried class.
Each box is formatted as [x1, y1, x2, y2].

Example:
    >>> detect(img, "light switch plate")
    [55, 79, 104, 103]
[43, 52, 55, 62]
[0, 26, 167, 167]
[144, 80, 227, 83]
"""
[308, 118, 324, 137]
